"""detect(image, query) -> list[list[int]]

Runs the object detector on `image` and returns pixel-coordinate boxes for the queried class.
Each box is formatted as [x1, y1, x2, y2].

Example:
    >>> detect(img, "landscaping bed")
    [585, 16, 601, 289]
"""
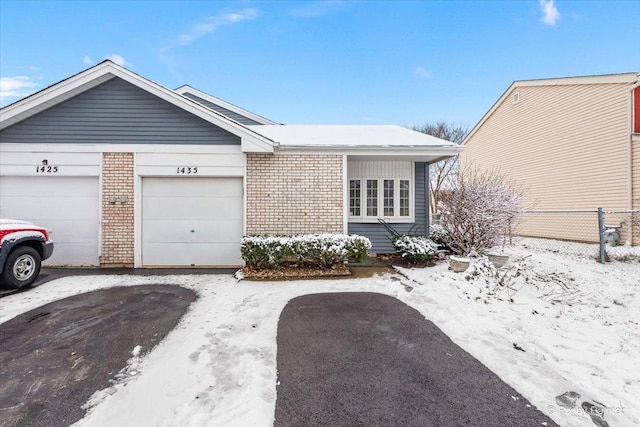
[241, 264, 351, 280]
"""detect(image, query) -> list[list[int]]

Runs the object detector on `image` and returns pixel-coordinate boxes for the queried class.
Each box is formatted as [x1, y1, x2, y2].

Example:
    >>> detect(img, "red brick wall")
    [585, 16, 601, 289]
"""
[101, 152, 134, 266]
[246, 154, 344, 235]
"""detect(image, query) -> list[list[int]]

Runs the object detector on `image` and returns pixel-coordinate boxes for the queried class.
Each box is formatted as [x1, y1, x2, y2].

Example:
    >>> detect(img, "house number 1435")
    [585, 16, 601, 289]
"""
[177, 167, 198, 174]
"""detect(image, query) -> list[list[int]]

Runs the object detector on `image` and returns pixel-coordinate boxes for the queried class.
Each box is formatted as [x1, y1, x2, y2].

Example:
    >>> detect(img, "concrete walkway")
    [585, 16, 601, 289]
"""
[275, 292, 558, 427]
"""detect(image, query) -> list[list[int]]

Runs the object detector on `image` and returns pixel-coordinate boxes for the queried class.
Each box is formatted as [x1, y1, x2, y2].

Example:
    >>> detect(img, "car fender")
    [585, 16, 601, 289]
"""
[0, 235, 47, 275]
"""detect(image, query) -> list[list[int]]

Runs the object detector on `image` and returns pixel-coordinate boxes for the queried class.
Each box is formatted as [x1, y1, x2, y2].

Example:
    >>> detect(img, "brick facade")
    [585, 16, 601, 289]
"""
[246, 154, 344, 235]
[101, 152, 135, 266]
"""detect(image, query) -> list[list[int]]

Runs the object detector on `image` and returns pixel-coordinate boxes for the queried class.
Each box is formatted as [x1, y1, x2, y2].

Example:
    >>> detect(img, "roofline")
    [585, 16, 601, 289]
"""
[0, 60, 275, 151]
[462, 72, 640, 145]
[174, 85, 279, 125]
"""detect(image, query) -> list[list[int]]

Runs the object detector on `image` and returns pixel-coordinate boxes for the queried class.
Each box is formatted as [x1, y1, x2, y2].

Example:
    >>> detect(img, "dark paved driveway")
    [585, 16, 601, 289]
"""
[275, 292, 558, 427]
[0, 285, 196, 427]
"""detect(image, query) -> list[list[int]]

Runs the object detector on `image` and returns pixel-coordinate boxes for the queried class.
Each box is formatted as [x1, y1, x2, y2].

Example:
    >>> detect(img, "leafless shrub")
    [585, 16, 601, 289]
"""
[439, 164, 526, 256]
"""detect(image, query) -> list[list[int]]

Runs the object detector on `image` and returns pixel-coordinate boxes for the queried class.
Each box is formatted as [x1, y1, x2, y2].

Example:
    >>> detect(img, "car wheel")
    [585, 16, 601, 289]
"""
[2, 246, 42, 289]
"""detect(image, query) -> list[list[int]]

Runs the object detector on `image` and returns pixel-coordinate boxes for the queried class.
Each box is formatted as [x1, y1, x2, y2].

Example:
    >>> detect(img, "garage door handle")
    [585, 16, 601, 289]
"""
[191, 229, 195, 232]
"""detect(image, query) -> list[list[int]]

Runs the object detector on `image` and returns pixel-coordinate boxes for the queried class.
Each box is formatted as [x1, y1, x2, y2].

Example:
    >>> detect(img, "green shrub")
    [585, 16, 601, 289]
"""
[392, 235, 438, 265]
[240, 234, 371, 269]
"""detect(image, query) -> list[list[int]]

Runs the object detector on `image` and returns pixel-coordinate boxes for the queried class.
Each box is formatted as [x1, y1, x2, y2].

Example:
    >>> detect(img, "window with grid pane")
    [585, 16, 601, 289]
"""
[383, 179, 394, 216]
[399, 179, 410, 217]
[349, 179, 361, 216]
[366, 179, 378, 216]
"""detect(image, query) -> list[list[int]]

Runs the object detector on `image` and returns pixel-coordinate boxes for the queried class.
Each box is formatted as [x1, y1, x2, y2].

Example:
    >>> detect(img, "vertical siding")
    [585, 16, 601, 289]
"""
[349, 162, 427, 253]
[0, 78, 240, 145]
[462, 82, 631, 242]
[181, 93, 264, 126]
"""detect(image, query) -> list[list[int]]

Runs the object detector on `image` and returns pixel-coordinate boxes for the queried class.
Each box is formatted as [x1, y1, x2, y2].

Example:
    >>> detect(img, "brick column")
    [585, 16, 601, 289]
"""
[246, 154, 344, 235]
[101, 152, 135, 267]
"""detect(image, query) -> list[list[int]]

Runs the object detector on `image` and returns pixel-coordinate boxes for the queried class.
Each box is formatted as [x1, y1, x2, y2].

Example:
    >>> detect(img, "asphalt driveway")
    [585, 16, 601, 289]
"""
[275, 292, 559, 427]
[0, 285, 196, 427]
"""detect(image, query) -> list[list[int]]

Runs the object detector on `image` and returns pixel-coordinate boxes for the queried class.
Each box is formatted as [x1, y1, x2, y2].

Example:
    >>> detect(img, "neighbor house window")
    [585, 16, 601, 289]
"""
[349, 179, 361, 216]
[349, 177, 412, 221]
[366, 179, 378, 216]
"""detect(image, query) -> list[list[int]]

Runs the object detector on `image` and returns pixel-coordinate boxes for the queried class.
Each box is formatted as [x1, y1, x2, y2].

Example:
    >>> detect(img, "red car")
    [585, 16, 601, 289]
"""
[0, 219, 54, 289]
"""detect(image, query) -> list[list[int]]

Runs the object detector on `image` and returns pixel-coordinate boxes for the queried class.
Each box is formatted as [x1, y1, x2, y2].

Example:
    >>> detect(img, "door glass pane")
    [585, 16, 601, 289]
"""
[366, 179, 378, 216]
[349, 180, 361, 216]
[383, 179, 394, 216]
[400, 180, 410, 216]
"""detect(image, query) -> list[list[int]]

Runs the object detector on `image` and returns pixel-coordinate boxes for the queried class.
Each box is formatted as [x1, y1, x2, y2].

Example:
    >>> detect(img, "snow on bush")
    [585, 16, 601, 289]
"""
[392, 235, 438, 265]
[439, 165, 526, 256]
[428, 223, 450, 250]
[240, 234, 371, 269]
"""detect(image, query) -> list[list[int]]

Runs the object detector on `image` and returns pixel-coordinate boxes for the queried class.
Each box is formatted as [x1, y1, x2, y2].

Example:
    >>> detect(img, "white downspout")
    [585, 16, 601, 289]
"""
[627, 79, 640, 245]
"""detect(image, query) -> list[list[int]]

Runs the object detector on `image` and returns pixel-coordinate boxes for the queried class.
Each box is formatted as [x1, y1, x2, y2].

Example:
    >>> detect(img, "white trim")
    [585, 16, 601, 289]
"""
[0, 60, 275, 153]
[348, 177, 415, 224]
[134, 153, 142, 268]
[174, 85, 278, 125]
[98, 152, 104, 262]
[0, 142, 245, 154]
[243, 155, 248, 238]
[342, 154, 348, 234]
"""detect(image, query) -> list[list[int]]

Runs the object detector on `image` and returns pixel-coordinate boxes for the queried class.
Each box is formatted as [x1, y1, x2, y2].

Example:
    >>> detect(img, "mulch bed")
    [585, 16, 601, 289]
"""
[242, 264, 351, 280]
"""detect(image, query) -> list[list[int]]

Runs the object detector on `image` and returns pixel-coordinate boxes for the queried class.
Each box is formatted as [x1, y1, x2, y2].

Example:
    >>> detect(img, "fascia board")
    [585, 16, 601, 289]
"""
[175, 85, 279, 125]
[0, 62, 276, 150]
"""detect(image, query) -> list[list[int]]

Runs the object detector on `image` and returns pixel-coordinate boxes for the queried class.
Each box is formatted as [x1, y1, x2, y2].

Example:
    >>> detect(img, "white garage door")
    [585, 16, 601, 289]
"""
[0, 176, 100, 266]
[142, 177, 243, 267]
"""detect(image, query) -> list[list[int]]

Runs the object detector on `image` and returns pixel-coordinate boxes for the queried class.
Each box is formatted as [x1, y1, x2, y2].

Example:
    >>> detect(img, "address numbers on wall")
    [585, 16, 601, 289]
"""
[176, 167, 198, 174]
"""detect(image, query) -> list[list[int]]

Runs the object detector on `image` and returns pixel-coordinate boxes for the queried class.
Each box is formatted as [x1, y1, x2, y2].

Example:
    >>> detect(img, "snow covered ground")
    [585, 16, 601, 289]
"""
[0, 244, 637, 427]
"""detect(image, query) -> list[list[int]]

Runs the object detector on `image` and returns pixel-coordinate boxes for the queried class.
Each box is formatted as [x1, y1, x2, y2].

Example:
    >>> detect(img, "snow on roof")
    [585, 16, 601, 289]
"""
[247, 124, 459, 148]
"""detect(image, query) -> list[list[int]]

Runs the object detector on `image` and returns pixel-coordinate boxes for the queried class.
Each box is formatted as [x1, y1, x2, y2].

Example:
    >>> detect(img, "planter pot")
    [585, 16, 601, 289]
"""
[449, 256, 470, 273]
[487, 253, 509, 269]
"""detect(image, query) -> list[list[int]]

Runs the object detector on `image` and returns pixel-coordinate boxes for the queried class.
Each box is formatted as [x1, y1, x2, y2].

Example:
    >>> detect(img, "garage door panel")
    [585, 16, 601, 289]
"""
[1, 197, 98, 220]
[142, 243, 242, 267]
[44, 220, 99, 243]
[0, 177, 98, 197]
[143, 220, 243, 243]
[143, 197, 243, 220]
[142, 177, 243, 267]
[142, 177, 242, 197]
[47, 243, 99, 267]
[0, 176, 99, 266]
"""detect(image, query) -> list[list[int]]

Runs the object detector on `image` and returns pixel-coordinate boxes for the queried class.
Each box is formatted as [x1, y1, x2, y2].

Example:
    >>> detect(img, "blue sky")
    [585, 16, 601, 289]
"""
[1, 0, 639, 128]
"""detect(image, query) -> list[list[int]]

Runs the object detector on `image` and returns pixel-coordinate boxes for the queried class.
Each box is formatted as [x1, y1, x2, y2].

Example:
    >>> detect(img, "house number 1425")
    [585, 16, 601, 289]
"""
[177, 167, 198, 174]
[36, 165, 58, 173]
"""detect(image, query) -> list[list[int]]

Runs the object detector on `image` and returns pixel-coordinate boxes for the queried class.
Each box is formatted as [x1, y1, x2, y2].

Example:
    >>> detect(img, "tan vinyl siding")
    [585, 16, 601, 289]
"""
[462, 82, 631, 243]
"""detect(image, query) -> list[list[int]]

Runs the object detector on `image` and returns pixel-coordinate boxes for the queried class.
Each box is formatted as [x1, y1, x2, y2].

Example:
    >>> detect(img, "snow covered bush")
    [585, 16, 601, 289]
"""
[439, 165, 526, 256]
[392, 235, 438, 265]
[428, 223, 450, 250]
[240, 234, 371, 269]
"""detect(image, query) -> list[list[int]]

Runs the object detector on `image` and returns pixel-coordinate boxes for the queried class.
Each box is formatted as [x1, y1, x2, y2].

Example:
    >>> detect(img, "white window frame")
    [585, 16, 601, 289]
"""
[348, 177, 414, 223]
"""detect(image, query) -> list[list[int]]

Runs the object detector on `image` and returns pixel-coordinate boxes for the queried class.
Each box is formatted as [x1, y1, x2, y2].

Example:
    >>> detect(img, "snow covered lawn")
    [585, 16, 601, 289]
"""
[0, 246, 637, 427]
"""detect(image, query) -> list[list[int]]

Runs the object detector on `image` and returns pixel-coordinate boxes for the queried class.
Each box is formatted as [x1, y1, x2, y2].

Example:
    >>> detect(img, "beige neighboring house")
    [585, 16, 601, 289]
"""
[461, 72, 640, 244]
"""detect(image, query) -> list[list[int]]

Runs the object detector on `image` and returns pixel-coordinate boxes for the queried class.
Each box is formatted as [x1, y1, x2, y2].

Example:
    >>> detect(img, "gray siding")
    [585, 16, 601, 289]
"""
[182, 93, 264, 126]
[349, 163, 429, 253]
[0, 78, 240, 145]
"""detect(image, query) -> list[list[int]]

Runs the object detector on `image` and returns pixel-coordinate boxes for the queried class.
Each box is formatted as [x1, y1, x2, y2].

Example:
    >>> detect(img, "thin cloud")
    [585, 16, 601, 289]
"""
[0, 76, 38, 101]
[414, 67, 431, 79]
[83, 55, 94, 65]
[539, 0, 560, 26]
[105, 54, 128, 66]
[289, 0, 345, 18]
[166, 8, 260, 50]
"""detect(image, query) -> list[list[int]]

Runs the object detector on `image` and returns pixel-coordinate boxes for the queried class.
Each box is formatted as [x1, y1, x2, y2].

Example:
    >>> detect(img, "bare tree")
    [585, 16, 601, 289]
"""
[438, 164, 526, 256]
[412, 122, 469, 216]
